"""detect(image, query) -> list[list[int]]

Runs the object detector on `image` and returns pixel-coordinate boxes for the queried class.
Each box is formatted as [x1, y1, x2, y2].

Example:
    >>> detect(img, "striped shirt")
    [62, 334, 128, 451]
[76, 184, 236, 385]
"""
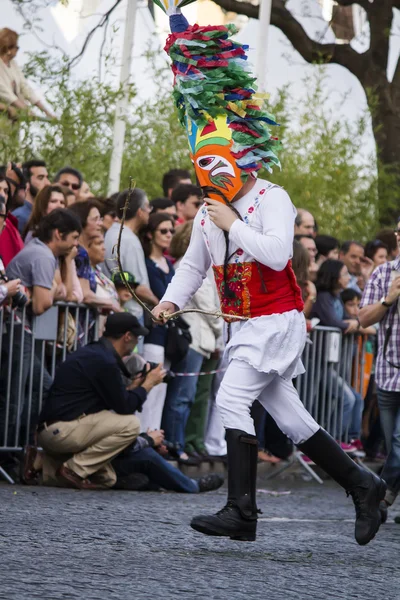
[360, 258, 400, 391]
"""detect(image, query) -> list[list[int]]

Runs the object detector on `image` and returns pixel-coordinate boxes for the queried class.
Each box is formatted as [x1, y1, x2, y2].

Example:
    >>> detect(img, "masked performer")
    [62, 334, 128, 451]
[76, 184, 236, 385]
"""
[151, 1, 386, 545]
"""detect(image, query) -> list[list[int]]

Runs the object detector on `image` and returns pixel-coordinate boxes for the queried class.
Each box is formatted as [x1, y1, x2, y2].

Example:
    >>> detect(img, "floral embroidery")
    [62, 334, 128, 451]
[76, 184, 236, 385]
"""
[259, 188, 266, 195]
[248, 206, 254, 214]
[201, 219, 205, 226]
[212, 263, 252, 321]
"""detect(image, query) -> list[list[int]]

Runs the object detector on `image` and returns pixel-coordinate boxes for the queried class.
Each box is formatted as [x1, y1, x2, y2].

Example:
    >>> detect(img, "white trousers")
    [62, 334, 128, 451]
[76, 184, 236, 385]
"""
[139, 344, 170, 432]
[216, 359, 319, 444]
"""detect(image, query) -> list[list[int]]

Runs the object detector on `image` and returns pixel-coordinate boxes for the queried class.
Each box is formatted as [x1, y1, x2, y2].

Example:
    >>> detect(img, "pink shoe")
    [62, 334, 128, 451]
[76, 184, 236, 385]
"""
[350, 439, 364, 451]
[339, 441, 357, 453]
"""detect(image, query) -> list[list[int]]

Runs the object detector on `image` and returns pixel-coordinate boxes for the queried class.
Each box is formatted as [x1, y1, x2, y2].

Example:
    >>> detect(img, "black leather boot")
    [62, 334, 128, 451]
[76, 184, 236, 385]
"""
[190, 429, 258, 541]
[298, 428, 386, 545]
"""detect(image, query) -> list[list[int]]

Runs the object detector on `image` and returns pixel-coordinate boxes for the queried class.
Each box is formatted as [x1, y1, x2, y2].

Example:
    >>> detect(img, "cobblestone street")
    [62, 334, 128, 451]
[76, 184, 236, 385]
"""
[1, 479, 399, 600]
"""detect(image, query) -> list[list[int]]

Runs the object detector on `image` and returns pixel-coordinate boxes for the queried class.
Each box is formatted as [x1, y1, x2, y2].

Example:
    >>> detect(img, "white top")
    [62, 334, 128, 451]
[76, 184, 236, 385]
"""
[0, 59, 39, 106]
[163, 179, 296, 309]
[162, 178, 306, 378]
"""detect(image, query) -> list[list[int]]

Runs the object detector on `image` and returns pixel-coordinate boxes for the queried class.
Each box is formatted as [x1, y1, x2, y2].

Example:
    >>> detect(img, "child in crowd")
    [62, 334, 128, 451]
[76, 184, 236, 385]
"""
[112, 271, 138, 309]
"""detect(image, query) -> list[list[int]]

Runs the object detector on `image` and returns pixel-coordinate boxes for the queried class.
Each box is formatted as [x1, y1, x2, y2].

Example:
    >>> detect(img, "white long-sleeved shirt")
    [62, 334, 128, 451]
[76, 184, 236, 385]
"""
[0, 59, 39, 106]
[162, 179, 296, 310]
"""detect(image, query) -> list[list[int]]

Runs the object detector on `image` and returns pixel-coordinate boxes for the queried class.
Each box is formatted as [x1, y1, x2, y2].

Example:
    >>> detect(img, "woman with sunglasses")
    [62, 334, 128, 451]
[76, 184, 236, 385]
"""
[138, 213, 176, 432]
[0, 28, 55, 119]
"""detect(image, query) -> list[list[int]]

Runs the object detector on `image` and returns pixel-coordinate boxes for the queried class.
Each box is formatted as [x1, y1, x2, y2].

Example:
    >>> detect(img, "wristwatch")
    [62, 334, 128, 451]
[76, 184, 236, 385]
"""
[381, 296, 393, 308]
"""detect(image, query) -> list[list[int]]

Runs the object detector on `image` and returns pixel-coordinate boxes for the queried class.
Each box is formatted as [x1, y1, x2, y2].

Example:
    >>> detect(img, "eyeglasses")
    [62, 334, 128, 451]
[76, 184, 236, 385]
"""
[60, 181, 81, 191]
[157, 228, 175, 235]
[87, 215, 103, 223]
[0, 213, 6, 219]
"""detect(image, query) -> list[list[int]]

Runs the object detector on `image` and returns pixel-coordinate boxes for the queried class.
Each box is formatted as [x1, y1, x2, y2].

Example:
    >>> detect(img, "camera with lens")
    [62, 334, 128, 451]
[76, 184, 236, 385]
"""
[140, 361, 175, 384]
[0, 257, 28, 309]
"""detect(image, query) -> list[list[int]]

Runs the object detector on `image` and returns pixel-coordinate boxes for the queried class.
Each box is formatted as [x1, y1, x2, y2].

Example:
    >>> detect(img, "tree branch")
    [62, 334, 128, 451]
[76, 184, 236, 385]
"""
[67, 0, 123, 70]
[212, 0, 368, 80]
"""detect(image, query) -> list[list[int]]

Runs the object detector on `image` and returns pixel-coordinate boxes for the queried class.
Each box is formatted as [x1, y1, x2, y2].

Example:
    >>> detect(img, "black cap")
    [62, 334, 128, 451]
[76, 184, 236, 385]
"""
[103, 313, 149, 338]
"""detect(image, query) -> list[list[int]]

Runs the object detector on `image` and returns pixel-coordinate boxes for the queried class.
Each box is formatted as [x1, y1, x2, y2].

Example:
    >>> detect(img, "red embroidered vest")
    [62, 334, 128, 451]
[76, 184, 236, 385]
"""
[213, 261, 304, 322]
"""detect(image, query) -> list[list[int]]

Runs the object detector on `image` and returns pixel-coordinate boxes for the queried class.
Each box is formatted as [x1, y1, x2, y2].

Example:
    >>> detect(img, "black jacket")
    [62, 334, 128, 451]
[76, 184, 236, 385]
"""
[39, 338, 147, 423]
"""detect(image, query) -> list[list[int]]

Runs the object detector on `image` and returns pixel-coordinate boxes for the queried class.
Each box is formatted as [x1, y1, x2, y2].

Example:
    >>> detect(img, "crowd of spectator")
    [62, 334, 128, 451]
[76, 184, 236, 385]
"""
[0, 38, 399, 489]
[0, 159, 397, 491]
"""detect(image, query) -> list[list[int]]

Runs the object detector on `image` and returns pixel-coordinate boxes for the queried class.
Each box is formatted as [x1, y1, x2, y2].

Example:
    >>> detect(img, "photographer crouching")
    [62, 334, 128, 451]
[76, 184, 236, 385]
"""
[360, 229, 400, 522]
[26, 313, 165, 489]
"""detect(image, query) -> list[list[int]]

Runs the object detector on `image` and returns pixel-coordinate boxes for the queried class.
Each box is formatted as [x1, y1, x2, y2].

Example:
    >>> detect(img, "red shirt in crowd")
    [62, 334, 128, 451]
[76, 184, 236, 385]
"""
[0, 213, 24, 266]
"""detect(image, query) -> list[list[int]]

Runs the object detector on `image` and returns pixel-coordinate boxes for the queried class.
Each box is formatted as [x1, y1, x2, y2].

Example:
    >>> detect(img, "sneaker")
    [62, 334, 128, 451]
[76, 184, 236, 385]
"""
[197, 473, 224, 493]
[339, 442, 358, 453]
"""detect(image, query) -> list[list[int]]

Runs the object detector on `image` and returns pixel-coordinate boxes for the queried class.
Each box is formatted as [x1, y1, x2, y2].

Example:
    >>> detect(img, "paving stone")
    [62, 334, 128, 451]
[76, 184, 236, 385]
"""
[0, 480, 399, 600]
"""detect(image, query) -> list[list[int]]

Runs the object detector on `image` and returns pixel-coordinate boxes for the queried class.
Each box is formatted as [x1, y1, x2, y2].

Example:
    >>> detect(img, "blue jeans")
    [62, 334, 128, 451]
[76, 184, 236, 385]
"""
[329, 370, 363, 439]
[377, 388, 400, 497]
[112, 446, 199, 493]
[162, 348, 204, 453]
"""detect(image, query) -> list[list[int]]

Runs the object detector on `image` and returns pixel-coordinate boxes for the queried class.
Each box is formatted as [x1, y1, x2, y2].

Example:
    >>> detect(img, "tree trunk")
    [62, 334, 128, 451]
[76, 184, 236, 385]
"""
[364, 77, 400, 226]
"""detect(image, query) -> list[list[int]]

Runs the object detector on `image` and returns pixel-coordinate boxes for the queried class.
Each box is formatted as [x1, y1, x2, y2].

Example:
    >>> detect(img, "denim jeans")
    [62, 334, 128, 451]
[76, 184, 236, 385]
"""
[329, 370, 363, 440]
[112, 446, 199, 493]
[377, 388, 400, 498]
[162, 348, 204, 453]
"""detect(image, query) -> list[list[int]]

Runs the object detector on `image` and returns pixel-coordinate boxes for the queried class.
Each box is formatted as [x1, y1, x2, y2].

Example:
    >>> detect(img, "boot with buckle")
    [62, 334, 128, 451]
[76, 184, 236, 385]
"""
[190, 429, 258, 541]
[298, 428, 386, 545]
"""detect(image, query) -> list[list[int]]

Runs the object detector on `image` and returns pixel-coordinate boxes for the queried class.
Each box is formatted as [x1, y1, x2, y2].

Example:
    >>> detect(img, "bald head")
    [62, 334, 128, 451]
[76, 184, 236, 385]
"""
[295, 209, 315, 237]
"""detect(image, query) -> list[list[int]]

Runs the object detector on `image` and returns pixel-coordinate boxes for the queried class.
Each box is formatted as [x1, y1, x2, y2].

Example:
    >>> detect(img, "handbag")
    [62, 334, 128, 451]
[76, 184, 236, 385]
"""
[165, 316, 192, 363]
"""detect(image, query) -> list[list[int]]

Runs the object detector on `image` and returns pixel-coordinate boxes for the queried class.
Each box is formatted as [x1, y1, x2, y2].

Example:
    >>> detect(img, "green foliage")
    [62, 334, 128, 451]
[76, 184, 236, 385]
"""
[262, 71, 380, 241]
[0, 52, 388, 239]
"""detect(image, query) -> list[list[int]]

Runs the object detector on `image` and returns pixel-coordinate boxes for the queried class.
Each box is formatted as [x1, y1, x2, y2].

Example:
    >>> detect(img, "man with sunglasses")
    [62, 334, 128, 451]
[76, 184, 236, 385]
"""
[360, 224, 400, 522]
[171, 183, 203, 225]
[54, 166, 83, 200]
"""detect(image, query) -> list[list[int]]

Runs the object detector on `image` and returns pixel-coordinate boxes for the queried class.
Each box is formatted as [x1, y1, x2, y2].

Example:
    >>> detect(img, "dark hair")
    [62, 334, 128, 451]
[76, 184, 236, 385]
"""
[171, 183, 202, 206]
[341, 288, 361, 304]
[364, 240, 388, 262]
[162, 169, 191, 197]
[54, 166, 83, 187]
[22, 159, 47, 183]
[99, 196, 118, 218]
[23, 184, 66, 240]
[375, 229, 397, 256]
[315, 235, 339, 258]
[340, 240, 363, 255]
[294, 234, 314, 243]
[0, 194, 6, 213]
[292, 240, 310, 292]
[36, 208, 82, 243]
[116, 188, 147, 220]
[150, 197, 174, 212]
[68, 199, 102, 228]
[316, 259, 345, 294]
[140, 212, 175, 257]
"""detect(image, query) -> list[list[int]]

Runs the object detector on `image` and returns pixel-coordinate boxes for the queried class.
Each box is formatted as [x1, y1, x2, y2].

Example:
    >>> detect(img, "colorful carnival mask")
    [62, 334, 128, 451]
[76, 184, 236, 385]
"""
[186, 115, 243, 203]
[153, 0, 281, 205]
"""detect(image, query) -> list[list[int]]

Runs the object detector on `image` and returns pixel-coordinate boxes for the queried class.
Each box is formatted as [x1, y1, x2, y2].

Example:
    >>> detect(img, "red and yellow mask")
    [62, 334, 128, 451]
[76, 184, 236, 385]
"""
[186, 115, 244, 203]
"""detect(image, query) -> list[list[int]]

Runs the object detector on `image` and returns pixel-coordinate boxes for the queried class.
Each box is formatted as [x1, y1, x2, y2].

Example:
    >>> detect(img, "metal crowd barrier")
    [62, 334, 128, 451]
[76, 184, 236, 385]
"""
[0, 311, 370, 484]
[295, 326, 368, 443]
[0, 302, 99, 481]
